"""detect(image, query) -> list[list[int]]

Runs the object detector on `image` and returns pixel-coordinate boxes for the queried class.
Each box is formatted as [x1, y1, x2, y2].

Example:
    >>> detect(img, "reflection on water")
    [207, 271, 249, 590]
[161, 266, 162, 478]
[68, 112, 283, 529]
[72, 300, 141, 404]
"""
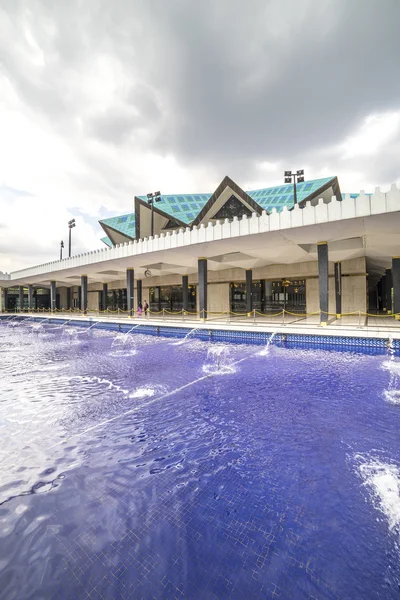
[0, 320, 399, 599]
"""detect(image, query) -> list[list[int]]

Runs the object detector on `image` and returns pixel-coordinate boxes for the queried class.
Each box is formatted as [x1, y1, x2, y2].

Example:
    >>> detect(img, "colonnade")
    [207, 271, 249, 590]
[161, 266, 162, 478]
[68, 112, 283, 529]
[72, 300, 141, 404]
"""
[2, 251, 400, 321]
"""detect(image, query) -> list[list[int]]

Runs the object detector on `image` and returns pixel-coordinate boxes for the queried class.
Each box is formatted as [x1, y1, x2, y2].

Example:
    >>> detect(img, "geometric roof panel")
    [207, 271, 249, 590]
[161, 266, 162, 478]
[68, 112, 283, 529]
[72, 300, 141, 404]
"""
[100, 213, 136, 238]
[247, 177, 336, 212]
[136, 193, 212, 225]
[100, 236, 113, 247]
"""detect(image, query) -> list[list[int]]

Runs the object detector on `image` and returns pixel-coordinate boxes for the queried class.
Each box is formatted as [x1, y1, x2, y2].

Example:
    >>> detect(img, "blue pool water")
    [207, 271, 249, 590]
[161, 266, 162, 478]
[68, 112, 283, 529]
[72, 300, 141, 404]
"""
[0, 320, 399, 599]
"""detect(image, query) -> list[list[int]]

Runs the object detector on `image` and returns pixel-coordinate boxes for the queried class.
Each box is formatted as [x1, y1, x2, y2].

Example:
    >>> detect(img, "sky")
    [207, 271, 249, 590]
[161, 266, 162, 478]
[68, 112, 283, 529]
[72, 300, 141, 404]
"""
[1, 0, 399, 272]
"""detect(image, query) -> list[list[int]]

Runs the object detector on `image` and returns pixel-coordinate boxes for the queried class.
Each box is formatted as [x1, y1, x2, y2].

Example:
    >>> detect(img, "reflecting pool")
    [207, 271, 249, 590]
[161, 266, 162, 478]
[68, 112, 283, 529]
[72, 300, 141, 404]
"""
[0, 321, 399, 599]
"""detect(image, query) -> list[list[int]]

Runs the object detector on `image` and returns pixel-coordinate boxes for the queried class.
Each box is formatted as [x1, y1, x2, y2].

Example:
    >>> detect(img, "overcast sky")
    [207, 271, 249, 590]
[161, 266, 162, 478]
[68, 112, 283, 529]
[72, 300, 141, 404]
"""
[1, 0, 399, 271]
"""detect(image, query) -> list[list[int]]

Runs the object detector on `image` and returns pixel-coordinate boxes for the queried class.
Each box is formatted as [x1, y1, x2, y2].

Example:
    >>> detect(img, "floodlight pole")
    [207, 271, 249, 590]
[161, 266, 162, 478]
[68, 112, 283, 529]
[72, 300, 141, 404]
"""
[151, 200, 155, 238]
[68, 219, 76, 258]
[60, 240, 64, 261]
[147, 191, 161, 238]
[284, 170, 304, 205]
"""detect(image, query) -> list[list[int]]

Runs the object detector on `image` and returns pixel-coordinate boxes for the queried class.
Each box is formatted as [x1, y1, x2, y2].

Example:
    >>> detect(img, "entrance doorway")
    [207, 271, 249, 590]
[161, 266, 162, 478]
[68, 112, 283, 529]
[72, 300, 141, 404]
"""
[230, 280, 306, 313]
[149, 285, 197, 313]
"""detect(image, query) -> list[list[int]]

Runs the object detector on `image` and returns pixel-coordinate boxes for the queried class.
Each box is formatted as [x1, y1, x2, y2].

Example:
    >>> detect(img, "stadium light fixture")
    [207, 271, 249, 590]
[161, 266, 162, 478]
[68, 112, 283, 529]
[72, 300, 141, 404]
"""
[283, 170, 305, 205]
[147, 191, 162, 237]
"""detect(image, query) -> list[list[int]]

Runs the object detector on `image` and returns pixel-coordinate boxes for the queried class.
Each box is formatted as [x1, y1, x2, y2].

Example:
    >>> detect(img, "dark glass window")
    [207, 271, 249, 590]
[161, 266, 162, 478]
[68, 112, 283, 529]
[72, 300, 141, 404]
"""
[150, 285, 196, 312]
[230, 280, 306, 314]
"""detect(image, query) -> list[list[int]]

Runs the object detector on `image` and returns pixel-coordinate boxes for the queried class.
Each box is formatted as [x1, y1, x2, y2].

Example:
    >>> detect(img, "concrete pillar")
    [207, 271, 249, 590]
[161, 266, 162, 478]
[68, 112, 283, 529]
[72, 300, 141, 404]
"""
[102, 283, 108, 311]
[265, 281, 272, 312]
[18, 286, 24, 312]
[334, 262, 342, 318]
[28, 285, 34, 311]
[381, 275, 387, 312]
[386, 268, 393, 314]
[260, 279, 266, 313]
[317, 242, 329, 325]
[392, 258, 400, 318]
[198, 258, 208, 319]
[81, 276, 88, 314]
[50, 281, 56, 312]
[137, 280, 143, 307]
[182, 275, 189, 312]
[127, 268, 134, 316]
[77, 286, 82, 309]
[246, 269, 253, 314]
[377, 280, 382, 311]
[66, 287, 71, 310]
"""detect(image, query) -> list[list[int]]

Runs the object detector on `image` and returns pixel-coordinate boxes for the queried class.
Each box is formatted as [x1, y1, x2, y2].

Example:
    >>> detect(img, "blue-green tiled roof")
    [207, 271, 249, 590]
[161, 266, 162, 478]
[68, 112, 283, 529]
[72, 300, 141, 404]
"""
[100, 177, 337, 243]
[100, 213, 136, 238]
[247, 177, 335, 212]
[101, 236, 113, 247]
[137, 193, 212, 225]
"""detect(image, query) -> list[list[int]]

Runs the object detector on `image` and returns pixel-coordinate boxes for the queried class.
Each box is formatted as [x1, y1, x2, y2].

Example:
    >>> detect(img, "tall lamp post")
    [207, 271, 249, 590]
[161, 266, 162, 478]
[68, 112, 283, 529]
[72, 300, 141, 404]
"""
[146, 191, 161, 237]
[68, 219, 76, 258]
[60, 240, 64, 261]
[284, 170, 305, 205]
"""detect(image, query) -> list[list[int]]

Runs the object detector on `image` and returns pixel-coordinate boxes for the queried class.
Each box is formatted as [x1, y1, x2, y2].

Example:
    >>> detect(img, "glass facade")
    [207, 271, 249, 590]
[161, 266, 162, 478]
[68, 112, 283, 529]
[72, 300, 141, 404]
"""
[150, 285, 197, 312]
[4, 287, 51, 310]
[106, 289, 127, 311]
[230, 280, 306, 313]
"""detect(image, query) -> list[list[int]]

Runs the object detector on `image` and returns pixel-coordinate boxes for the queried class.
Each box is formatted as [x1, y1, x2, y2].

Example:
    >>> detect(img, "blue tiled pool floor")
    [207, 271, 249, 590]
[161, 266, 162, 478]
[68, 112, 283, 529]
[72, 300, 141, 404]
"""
[0, 322, 399, 599]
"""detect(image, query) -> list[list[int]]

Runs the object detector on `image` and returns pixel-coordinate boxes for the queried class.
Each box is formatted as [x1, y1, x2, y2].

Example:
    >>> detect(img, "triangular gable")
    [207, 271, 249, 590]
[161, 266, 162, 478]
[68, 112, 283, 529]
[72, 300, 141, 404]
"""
[192, 176, 264, 226]
[134, 197, 187, 239]
[212, 195, 253, 220]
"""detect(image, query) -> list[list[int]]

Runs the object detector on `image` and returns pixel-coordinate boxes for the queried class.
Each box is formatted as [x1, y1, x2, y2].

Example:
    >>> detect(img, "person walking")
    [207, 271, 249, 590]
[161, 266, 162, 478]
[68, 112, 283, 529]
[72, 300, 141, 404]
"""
[143, 300, 149, 317]
[137, 302, 143, 317]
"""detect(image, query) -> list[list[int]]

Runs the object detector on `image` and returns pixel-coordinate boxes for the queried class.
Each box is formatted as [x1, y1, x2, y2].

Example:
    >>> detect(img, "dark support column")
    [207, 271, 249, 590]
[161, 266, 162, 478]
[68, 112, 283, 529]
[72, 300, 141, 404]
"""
[126, 268, 134, 316]
[28, 285, 33, 311]
[381, 275, 387, 312]
[246, 269, 253, 314]
[19, 286, 24, 312]
[66, 287, 71, 310]
[137, 280, 143, 307]
[182, 275, 189, 312]
[386, 268, 393, 314]
[198, 258, 208, 319]
[77, 286, 82, 310]
[377, 280, 382, 311]
[334, 262, 342, 318]
[4, 288, 8, 312]
[81, 276, 88, 314]
[260, 280, 266, 313]
[102, 283, 108, 311]
[392, 258, 400, 318]
[317, 242, 329, 325]
[50, 281, 56, 312]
